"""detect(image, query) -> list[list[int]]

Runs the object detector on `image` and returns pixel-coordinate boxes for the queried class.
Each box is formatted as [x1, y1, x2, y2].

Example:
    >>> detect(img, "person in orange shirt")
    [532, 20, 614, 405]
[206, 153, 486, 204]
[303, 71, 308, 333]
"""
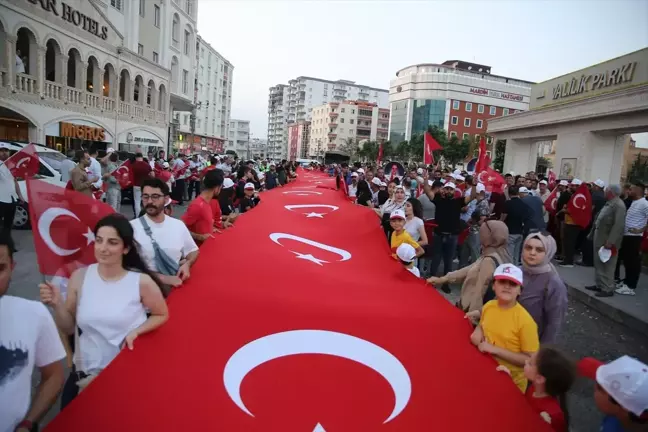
[181, 169, 223, 244]
[389, 209, 424, 258]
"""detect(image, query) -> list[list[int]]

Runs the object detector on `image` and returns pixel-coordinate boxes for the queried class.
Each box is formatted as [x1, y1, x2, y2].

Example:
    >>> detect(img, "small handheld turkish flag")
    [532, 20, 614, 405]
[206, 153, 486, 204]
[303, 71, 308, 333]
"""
[567, 183, 592, 228]
[544, 187, 559, 214]
[155, 166, 172, 183]
[475, 137, 488, 174]
[111, 160, 133, 189]
[424, 132, 442, 166]
[377, 142, 384, 166]
[26, 179, 114, 277]
[477, 166, 505, 193]
[3, 143, 40, 178]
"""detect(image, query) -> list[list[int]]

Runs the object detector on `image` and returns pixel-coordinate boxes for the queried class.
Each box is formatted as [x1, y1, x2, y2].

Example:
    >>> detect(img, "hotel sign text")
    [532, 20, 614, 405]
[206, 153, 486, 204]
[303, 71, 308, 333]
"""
[27, 0, 109, 40]
[469, 87, 524, 102]
[552, 62, 637, 100]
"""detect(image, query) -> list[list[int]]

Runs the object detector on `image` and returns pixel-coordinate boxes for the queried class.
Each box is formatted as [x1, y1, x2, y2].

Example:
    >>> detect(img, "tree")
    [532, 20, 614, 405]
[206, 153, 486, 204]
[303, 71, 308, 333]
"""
[408, 133, 424, 163]
[358, 140, 379, 163]
[442, 135, 470, 169]
[493, 140, 506, 172]
[339, 138, 359, 161]
[628, 153, 648, 184]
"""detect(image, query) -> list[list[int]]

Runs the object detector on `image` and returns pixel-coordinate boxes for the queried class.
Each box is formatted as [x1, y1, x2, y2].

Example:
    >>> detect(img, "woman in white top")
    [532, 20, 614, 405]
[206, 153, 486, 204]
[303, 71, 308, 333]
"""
[404, 198, 428, 246]
[377, 184, 407, 217]
[40, 214, 168, 408]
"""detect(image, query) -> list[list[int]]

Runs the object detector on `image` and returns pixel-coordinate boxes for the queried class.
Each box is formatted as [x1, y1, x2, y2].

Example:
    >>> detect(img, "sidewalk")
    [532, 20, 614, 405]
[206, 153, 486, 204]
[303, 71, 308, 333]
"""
[557, 264, 648, 335]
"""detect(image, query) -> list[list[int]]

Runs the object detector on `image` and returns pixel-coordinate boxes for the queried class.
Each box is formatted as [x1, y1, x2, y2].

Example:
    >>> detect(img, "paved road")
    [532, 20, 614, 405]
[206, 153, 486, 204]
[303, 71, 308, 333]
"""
[9, 218, 648, 431]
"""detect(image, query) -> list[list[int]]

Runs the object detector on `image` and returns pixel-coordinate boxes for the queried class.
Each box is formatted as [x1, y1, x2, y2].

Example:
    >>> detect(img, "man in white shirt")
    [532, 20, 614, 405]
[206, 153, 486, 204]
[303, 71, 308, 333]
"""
[87, 146, 102, 190]
[348, 172, 359, 198]
[615, 181, 648, 296]
[15, 50, 25, 74]
[0, 233, 66, 432]
[131, 177, 199, 289]
[0, 144, 26, 238]
[172, 154, 188, 204]
[59, 150, 76, 184]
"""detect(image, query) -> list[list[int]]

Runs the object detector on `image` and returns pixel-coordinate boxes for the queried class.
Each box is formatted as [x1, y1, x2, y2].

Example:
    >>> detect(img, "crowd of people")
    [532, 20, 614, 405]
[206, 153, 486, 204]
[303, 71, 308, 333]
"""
[1, 152, 647, 432]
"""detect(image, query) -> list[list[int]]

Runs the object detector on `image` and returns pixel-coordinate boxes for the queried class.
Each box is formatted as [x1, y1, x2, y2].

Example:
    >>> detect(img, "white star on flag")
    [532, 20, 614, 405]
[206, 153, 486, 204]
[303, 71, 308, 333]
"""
[304, 212, 325, 218]
[292, 252, 329, 265]
[82, 227, 95, 246]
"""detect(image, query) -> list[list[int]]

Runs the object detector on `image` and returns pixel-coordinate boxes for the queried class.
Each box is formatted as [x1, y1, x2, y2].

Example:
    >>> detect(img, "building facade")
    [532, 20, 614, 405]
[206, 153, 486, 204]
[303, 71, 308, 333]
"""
[267, 84, 289, 160]
[0, 0, 178, 155]
[389, 60, 532, 149]
[228, 118, 250, 157]
[308, 100, 389, 158]
[269, 76, 388, 159]
[288, 121, 310, 161]
[172, 35, 231, 155]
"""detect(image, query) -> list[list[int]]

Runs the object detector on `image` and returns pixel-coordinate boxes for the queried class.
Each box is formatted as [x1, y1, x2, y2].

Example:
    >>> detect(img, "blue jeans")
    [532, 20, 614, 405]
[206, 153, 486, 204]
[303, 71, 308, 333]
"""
[508, 234, 523, 266]
[429, 233, 458, 277]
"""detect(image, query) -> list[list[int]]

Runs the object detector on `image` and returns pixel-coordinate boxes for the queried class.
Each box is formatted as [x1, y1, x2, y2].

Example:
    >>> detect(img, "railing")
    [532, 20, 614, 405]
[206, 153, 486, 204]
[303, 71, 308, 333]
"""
[146, 108, 156, 121]
[86, 93, 100, 108]
[119, 101, 131, 116]
[15, 73, 37, 94]
[66, 87, 84, 105]
[103, 97, 116, 111]
[44, 81, 63, 100]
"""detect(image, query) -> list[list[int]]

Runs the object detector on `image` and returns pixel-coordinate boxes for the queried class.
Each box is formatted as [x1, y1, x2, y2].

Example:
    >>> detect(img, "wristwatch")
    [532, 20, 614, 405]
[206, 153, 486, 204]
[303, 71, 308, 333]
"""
[16, 419, 37, 431]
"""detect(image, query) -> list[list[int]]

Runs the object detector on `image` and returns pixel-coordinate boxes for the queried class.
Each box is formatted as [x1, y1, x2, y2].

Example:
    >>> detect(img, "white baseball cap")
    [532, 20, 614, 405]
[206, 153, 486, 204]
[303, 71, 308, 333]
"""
[476, 183, 486, 193]
[380, 181, 387, 187]
[579, 356, 648, 417]
[455, 175, 465, 182]
[453, 169, 461, 176]
[357, 168, 365, 174]
[594, 179, 605, 188]
[106, 147, 115, 153]
[163, 161, 170, 169]
[244, 182, 255, 190]
[371, 177, 382, 186]
[351, 172, 359, 177]
[518, 186, 530, 193]
[493, 263, 523, 286]
[223, 178, 235, 189]
[539, 180, 548, 185]
[571, 178, 582, 186]
[390, 209, 406, 220]
[443, 182, 456, 190]
[559, 180, 569, 186]
[396, 243, 416, 263]
[417, 168, 424, 175]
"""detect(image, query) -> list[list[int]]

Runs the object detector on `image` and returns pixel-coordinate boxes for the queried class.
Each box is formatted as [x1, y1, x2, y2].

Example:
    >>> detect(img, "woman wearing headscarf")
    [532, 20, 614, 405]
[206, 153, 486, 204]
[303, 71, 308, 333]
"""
[376, 184, 408, 238]
[427, 220, 511, 312]
[519, 232, 568, 344]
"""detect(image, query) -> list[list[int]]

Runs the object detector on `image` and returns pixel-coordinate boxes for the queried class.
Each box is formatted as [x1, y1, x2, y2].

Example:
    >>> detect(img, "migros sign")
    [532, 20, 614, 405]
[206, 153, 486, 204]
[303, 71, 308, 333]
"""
[60, 122, 106, 141]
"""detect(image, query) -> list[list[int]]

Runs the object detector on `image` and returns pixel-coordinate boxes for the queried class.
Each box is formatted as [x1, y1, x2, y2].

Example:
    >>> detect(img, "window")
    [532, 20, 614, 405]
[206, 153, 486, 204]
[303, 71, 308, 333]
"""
[185, 0, 193, 15]
[476, 119, 483, 129]
[341, 118, 345, 123]
[341, 108, 345, 113]
[182, 70, 189, 94]
[451, 116, 458, 125]
[350, 119, 354, 124]
[351, 109, 355, 114]
[475, 134, 481, 142]
[110, 0, 122, 11]
[478, 104, 484, 114]
[487, 136, 493, 144]
[462, 133, 469, 140]
[152, 51, 159, 63]
[489, 106, 496, 115]
[201, 48, 205, 58]
[154, 5, 160, 27]
[172, 15, 179, 42]
[184, 30, 190, 55]
[503, 108, 509, 116]
[452, 100, 460, 110]
[450, 131, 457, 137]
[183, 114, 188, 125]
[137, 44, 144, 55]
[465, 102, 472, 112]
[464, 118, 471, 127]
[139, 0, 145, 16]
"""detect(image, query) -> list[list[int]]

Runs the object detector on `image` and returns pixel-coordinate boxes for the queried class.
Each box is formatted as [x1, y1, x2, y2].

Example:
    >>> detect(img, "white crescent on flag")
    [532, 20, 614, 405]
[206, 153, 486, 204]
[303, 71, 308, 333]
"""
[15, 157, 31, 169]
[282, 191, 323, 196]
[572, 193, 586, 209]
[550, 197, 558, 211]
[37, 208, 95, 256]
[222, 329, 412, 429]
[269, 232, 351, 265]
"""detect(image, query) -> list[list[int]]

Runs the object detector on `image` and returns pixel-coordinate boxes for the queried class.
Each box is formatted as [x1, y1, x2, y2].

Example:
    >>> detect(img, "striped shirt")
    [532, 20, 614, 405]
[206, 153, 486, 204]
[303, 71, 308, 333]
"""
[624, 198, 648, 236]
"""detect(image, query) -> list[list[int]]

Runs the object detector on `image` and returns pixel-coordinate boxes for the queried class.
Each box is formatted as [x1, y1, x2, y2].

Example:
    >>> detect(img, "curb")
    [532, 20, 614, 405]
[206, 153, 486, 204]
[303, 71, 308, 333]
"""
[566, 284, 648, 337]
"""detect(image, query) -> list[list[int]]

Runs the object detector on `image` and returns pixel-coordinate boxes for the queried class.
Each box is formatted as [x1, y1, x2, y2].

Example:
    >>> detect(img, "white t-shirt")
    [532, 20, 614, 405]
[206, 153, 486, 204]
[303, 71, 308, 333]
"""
[407, 266, 421, 277]
[89, 157, 103, 189]
[404, 217, 424, 241]
[625, 198, 648, 236]
[348, 183, 357, 198]
[131, 214, 198, 272]
[0, 296, 65, 432]
[0, 163, 17, 204]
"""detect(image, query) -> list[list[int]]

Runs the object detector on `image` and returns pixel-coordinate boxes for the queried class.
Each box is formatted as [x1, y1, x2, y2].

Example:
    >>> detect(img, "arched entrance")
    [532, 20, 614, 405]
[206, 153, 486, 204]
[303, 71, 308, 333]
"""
[158, 83, 167, 112]
[0, 105, 36, 142]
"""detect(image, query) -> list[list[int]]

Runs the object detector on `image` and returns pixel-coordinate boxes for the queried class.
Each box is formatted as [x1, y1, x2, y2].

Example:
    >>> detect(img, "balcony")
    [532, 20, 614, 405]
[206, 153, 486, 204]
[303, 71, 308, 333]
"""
[358, 113, 372, 120]
[357, 123, 371, 130]
[328, 132, 337, 138]
[329, 112, 338, 118]
[328, 122, 337, 128]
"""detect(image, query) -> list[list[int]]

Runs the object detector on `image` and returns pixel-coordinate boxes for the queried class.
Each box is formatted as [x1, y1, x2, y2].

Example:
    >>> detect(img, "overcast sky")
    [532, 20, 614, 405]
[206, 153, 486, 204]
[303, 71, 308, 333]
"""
[197, 0, 648, 139]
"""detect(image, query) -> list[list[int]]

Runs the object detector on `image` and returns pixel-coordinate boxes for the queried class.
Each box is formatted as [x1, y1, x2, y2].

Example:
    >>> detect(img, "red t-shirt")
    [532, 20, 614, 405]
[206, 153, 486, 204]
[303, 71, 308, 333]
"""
[181, 196, 213, 237]
[131, 160, 152, 188]
[210, 197, 223, 229]
[525, 385, 566, 432]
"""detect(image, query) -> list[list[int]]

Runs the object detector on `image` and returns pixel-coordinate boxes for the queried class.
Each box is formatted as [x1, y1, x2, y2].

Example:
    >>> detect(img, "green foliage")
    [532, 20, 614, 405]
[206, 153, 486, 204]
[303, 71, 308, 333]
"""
[442, 135, 471, 168]
[338, 138, 359, 161]
[628, 152, 648, 184]
[493, 140, 506, 172]
[358, 140, 379, 162]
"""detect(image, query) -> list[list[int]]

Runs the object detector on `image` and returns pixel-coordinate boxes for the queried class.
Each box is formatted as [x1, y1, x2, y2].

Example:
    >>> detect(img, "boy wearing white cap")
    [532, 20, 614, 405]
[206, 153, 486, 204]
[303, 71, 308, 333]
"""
[578, 356, 648, 431]
[389, 210, 424, 259]
[396, 243, 421, 277]
[466, 263, 539, 392]
[239, 183, 258, 213]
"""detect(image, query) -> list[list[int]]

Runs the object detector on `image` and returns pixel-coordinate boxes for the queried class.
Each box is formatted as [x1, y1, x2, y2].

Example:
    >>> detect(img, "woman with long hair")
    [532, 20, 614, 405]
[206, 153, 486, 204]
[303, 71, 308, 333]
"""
[355, 180, 373, 207]
[520, 232, 568, 344]
[40, 214, 168, 409]
[404, 198, 428, 245]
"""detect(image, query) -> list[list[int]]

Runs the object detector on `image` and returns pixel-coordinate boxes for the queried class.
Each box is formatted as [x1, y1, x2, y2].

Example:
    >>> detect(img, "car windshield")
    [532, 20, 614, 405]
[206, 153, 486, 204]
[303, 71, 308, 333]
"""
[37, 151, 67, 172]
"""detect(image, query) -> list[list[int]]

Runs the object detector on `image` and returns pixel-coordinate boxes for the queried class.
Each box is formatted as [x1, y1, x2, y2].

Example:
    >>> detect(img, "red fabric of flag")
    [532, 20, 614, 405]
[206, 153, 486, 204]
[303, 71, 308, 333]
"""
[377, 142, 384, 166]
[544, 187, 559, 214]
[424, 132, 442, 166]
[3, 143, 40, 178]
[45, 171, 551, 432]
[111, 160, 133, 189]
[26, 179, 114, 277]
[475, 137, 488, 174]
[567, 183, 592, 228]
[154, 166, 172, 183]
[477, 166, 506, 193]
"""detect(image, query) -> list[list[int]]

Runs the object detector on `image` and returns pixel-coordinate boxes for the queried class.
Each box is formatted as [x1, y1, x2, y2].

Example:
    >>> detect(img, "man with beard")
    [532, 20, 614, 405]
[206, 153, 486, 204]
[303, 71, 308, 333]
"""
[0, 144, 25, 238]
[70, 149, 95, 197]
[0, 232, 66, 432]
[182, 169, 224, 243]
[132, 178, 199, 290]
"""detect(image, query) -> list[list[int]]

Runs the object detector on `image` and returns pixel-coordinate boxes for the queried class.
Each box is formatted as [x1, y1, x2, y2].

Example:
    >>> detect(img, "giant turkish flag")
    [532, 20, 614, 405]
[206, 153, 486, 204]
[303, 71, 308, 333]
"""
[45, 170, 551, 432]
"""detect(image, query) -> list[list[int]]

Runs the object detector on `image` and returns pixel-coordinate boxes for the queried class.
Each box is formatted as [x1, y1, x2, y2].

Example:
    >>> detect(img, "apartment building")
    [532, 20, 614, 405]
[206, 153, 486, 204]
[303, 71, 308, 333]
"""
[229, 119, 250, 157]
[0, 0, 185, 153]
[308, 101, 390, 158]
[268, 76, 388, 158]
[288, 121, 311, 160]
[172, 35, 232, 154]
[267, 84, 290, 160]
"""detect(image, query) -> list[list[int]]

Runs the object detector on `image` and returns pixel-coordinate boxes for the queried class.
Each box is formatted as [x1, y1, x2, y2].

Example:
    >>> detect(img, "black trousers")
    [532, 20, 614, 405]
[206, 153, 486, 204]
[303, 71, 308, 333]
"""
[615, 235, 643, 288]
[188, 180, 201, 200]
[0, 201, 16, 237]
[172, 179, 186, 204]
[562, 224, 581, 265]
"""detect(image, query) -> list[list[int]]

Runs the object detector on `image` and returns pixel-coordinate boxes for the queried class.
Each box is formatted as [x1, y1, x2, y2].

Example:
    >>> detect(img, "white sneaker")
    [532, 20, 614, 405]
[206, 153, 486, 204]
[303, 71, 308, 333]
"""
[559, 263, 574, 268]
[615, 280, 624, 288]
[615, 285, 636, 296]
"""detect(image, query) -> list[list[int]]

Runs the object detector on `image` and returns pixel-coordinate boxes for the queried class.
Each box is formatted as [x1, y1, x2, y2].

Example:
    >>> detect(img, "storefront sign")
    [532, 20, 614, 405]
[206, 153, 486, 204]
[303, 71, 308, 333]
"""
[126, 132, 159, 145]
[27, 0, 108, 40]
[60, 121, 106, 141]
[469, 87, 524, 102]
[551, 62, 637, 100]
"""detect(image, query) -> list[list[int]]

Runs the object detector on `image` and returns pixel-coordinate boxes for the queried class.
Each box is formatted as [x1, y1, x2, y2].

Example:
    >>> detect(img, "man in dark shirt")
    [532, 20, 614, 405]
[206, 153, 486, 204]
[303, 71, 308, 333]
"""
[501, 185, 531, 265]
[520, 187, 546, 233]
[422, 177, 476, 293]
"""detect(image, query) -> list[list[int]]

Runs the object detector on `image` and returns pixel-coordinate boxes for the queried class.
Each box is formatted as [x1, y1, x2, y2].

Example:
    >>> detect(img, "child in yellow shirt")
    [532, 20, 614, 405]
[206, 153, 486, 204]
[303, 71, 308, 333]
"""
[389, 209, 424, 258]
[466, 263, 540, 392]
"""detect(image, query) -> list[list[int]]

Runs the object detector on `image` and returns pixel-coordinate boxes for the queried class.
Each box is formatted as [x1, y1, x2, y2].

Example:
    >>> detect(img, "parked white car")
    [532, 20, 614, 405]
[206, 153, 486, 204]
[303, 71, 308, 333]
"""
[0, 142, 69, 229]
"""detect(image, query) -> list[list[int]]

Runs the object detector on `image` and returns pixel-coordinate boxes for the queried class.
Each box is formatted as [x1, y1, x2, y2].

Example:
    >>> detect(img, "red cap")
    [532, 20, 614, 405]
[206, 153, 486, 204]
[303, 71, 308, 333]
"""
[577, 357, 603, 380]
